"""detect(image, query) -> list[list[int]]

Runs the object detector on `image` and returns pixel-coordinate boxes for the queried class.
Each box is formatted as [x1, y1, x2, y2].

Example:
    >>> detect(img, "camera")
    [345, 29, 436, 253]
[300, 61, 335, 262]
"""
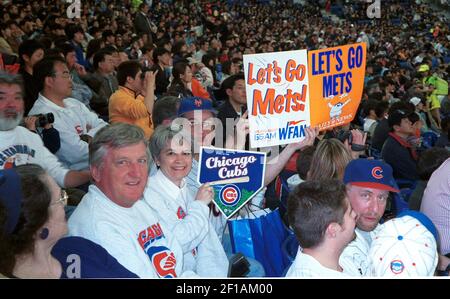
[140, 67, 152, 80]
[32, 113, 55, 128]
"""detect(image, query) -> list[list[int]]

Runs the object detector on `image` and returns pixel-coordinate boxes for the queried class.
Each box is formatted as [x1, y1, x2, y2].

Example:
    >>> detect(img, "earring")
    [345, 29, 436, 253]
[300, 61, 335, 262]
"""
[39, 228, 49, 240]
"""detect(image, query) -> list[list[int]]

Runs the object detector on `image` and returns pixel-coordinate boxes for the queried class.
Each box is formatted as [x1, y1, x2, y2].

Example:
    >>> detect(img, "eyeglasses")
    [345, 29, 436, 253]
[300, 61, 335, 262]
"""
[52, 71, 73, 80]
[189, 120, 215, 127]
[52, 189, 68, 206]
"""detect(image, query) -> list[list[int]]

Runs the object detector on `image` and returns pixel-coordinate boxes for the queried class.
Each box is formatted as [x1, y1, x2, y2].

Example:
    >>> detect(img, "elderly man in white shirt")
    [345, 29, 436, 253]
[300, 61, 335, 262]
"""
[68, 123, 195, 278]
[0, 71, 90, 188]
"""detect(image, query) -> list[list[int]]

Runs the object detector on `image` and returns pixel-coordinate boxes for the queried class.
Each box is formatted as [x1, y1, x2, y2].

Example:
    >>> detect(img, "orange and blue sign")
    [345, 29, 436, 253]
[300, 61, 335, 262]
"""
[244, 43, 367, 147]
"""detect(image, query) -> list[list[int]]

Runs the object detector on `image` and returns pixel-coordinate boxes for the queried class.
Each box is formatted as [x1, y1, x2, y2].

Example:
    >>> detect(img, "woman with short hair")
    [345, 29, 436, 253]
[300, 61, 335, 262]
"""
[144, 124, 229, 277]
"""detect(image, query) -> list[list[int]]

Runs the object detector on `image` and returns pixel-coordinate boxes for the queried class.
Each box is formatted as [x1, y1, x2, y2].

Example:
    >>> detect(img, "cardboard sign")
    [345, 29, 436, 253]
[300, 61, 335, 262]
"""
[308, 43, 367, 130]
[243, 43, 366, 148]
[197, 147, 266, 219]
[244, 49, 310, 148]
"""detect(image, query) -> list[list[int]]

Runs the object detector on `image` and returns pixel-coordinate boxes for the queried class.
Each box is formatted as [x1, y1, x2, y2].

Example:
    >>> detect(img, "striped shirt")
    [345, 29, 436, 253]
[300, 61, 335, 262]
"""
[420, 158, 450, 255]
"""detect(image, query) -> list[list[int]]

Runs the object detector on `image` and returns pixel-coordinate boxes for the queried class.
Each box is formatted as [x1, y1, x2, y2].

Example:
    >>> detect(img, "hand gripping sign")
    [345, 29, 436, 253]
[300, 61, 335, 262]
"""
[244, 43, 366, 148]
[198, 147, 266, 219]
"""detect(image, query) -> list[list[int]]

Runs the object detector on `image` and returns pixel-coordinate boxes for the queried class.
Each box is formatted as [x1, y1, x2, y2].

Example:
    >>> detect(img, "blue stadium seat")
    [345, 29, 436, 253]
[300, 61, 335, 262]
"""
[391, 19, 401, 26]
[392, 178, 417, 214]
[392, 192, 409, 215]
[421, 131, 439, 149]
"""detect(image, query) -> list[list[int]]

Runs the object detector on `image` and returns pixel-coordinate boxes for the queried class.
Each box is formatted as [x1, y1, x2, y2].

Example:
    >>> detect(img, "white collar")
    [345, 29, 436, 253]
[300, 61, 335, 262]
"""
[38, 93, 75, 110]
[87, 184, 143, 213]
[153, 169, 186, 191]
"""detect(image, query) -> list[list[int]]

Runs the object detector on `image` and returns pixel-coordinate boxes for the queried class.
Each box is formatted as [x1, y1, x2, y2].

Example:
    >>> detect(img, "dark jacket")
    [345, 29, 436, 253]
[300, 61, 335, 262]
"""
[371, 118, 390, 151]
[381, 133, 419, 180]
[52, 236, 139, 278]
[85, 72, 119, 117]
[150, 64, 170, 97]
[217, 100, 249, 150]
[134, 12, 155, 35]
[19, 69, 40, 116]
[166, 81, 193, 98]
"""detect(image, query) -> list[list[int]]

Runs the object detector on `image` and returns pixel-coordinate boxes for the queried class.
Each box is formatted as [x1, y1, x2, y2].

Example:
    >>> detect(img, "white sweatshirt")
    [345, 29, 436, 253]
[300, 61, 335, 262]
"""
[0, 126, 69, 187]
[286, 248, 350, 278]
[29, 94, 107, 171]
[339, 226, 382, 277]
[143, 170, 229, 277]
[68, 185, 194, 278]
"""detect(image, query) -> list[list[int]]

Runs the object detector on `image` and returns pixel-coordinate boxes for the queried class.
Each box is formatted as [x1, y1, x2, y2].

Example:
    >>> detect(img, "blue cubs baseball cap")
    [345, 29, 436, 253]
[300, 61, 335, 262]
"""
[177, 96, 217, 116]
[344, 159, 399, 192]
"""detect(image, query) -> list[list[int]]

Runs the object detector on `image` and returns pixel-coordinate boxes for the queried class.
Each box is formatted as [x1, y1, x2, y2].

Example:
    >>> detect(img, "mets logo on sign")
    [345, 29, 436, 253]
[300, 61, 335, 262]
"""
[371, 166, 383, 179]
[390, 260, 404, 274]
[219, 184, 241, 206]
[146, 246, 177, 278]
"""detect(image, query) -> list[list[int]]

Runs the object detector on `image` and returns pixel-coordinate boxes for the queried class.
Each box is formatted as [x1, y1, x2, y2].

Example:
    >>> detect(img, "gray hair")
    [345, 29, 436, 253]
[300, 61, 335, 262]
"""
[89, 123, 150, 168]
[149, 124, 190, 161]
[0, 72, 24, 96]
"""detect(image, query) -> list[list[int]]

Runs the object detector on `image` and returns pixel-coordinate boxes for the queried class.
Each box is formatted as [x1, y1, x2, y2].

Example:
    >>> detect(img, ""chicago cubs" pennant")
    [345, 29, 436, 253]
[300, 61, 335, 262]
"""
[197, 147, 266, 218]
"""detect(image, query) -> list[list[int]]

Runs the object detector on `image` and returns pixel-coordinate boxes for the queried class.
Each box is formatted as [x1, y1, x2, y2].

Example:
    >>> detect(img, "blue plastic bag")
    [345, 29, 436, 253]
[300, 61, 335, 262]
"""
[228, 208, 290, 277]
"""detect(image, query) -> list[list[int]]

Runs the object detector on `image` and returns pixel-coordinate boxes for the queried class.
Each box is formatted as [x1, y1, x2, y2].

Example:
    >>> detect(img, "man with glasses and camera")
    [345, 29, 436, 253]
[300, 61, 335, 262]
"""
[29, 57, 107, 172]
[0, 71, 90, 188]
[109, 60, 157, 140]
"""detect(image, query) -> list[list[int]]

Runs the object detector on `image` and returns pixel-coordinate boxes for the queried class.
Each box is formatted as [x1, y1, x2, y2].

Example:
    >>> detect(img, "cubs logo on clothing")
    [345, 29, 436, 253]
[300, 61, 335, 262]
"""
[146, 246, 178, 278]
[177, 207, 186, 219]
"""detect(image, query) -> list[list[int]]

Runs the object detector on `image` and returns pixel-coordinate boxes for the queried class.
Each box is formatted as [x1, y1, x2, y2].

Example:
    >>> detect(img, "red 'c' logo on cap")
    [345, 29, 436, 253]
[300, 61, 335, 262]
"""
[372, 166, 383, 179]
[194, 99, 202, 107]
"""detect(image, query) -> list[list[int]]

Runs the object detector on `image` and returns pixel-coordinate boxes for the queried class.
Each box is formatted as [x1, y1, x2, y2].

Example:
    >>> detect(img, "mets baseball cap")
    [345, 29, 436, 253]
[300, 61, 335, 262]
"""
[177, 96, 217, 116]
[344, 159, 399, 192]
[368, 214, 438, 277]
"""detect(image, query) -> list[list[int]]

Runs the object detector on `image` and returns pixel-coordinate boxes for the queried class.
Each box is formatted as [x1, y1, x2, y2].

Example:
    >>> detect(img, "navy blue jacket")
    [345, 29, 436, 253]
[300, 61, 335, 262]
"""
[52, 236, 139, 278]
